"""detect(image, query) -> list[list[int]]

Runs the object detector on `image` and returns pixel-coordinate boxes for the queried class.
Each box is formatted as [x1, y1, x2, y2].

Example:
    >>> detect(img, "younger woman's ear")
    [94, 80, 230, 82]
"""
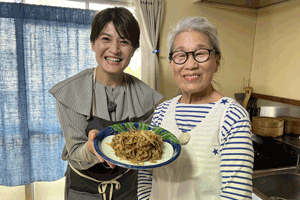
[91, 41, 95, 52]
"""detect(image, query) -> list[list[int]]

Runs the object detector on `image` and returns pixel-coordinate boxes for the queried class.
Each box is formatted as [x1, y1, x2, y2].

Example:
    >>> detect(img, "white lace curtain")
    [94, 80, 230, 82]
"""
[134, 0, 164, 90]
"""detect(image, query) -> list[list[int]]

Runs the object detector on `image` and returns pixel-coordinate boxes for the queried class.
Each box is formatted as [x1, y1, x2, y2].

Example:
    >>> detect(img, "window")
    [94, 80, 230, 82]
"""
[2, 0, 141, 79]
[25, 0, 86, 8]
[0, 0, 141, 198]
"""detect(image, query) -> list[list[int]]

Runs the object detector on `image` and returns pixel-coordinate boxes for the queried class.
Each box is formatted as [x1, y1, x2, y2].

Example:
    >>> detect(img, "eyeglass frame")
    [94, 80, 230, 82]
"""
[168, 48, 219, 65]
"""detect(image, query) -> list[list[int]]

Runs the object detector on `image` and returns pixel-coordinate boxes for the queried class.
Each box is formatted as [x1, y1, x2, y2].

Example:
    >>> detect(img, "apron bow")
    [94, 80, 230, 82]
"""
[69, 163, 129, 200]
[98, 180, 121, 200]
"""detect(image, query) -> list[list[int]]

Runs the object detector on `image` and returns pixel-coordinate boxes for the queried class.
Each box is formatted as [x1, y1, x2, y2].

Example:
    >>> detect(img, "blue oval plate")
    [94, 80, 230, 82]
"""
[94, 122, 181, 170]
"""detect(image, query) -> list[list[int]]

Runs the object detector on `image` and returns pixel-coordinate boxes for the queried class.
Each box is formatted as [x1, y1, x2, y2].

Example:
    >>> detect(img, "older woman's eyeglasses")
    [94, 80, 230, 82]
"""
[169, 49, 216, 65]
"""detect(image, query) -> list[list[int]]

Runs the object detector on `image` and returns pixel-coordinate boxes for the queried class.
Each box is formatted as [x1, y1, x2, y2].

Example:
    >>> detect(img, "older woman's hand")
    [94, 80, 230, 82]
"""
[86, 129, 116, 169]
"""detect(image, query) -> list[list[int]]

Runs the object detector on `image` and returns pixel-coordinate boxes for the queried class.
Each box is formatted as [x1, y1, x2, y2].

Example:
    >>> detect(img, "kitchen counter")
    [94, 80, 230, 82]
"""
[253, 134, 299, 170]
[254, 134, 300, 149]
[252, 134, 300, 199]
[253, 166, 300, 200]
[274, 134, 300, 153]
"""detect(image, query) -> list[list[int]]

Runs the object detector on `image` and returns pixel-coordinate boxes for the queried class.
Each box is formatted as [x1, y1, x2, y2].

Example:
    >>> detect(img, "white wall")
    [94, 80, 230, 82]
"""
[34, 178, 65, 200]
[0, 178, 65, 200]
[0, 185, 26, 200]
[161, 0, 300, 102]
[250, 0, 300, 100]
[159, 0, 257, 101]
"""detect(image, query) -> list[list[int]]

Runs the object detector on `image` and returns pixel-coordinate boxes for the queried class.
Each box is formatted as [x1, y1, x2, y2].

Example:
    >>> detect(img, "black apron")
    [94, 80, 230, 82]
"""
[65, 116, 138, 200]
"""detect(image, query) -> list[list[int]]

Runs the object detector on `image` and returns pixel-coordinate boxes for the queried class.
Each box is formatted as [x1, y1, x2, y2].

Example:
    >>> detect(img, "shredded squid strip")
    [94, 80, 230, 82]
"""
[108, 129, 163, 164]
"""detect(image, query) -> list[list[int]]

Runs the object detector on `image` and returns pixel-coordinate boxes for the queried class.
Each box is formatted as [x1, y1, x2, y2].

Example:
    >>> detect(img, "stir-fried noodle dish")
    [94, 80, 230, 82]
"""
[108, 129, 163, 164]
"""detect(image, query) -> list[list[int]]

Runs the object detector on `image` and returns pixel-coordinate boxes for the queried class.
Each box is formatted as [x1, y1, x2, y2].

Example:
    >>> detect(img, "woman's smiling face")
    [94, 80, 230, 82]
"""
[91, 22, 135, 76]
[170, 30, 220, 97]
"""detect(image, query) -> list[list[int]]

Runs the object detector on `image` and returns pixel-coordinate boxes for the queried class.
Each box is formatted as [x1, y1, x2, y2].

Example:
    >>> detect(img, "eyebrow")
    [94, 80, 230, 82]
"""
[99, 32, 129, 41]
[174, 44, 210, 51]
[99, 33, 112, 37]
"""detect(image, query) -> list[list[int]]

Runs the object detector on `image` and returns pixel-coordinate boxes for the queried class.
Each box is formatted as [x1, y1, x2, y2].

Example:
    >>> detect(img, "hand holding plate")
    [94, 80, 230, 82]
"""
[87, 129, 116, 169]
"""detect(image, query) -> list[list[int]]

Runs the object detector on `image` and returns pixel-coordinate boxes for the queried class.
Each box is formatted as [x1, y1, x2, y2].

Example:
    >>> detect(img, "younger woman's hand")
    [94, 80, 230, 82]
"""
[87, 129, 115, 169]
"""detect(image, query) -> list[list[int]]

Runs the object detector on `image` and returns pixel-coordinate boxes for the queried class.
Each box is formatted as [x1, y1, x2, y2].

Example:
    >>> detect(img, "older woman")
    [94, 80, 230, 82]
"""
[138, 16, 253, 200]
[50, 7, 162, 200]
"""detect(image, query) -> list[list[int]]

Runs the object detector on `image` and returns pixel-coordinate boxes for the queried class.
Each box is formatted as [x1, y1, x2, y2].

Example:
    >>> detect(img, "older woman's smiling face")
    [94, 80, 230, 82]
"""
[170, 30, 220, 98]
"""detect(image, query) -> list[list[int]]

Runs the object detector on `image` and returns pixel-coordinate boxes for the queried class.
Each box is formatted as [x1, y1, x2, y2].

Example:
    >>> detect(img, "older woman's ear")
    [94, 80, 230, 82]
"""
[214, 54, 221, 73]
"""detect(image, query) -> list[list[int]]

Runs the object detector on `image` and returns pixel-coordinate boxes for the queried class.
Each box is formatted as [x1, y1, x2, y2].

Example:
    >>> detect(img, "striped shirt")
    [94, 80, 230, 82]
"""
[138, 97, 254, 200]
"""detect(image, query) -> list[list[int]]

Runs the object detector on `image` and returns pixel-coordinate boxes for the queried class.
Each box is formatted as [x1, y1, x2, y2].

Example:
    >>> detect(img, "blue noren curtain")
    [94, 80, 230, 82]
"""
[0, 3, 97, 186]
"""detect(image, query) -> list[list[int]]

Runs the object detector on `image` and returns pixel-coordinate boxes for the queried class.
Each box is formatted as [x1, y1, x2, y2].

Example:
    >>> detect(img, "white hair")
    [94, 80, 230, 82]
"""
[167, 16, 221, 61]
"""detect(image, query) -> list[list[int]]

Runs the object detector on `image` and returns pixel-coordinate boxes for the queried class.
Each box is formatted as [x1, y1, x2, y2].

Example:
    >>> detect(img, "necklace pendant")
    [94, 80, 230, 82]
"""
[179, 131, 190, 145]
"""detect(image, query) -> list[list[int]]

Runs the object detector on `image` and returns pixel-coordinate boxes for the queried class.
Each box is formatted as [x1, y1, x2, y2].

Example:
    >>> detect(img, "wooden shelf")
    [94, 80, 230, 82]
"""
[197, 0, 290, 9]
[252, 93, 300, 107]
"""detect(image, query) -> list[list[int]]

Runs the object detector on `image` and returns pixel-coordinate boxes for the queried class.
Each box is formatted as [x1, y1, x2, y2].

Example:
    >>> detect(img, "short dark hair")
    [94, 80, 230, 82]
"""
[90, 7, 140, 50]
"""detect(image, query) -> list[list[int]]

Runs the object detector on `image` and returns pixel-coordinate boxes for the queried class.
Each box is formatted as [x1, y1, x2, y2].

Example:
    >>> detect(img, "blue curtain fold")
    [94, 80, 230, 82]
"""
[0, 3, 97, 186]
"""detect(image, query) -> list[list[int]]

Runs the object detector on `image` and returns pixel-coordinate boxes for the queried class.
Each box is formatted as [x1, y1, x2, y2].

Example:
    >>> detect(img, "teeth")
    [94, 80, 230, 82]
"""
[185, 75, 199, 78]
[106, 57, 121, 62]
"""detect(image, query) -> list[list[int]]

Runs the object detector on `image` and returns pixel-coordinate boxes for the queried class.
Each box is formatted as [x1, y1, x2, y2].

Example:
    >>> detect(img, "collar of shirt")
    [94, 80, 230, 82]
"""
[49, 68, 163, 121]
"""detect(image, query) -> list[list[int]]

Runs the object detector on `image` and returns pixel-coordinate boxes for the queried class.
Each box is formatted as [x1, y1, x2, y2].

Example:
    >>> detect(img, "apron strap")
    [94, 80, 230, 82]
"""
[91, 67, 97, 116]
[69, 163, 130, 200]
[98, 179, 121, 200]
